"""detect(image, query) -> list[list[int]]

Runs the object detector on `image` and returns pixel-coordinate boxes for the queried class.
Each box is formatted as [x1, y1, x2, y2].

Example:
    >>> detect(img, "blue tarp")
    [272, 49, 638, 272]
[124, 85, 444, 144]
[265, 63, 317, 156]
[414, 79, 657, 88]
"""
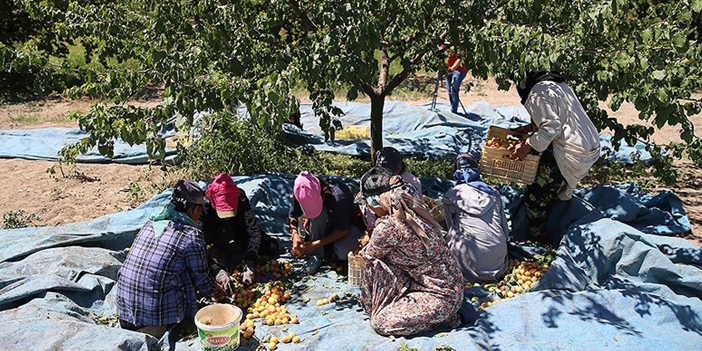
[284, 101, 654, 164]
[0, 127, 178, 164]
[1, 101, 651, 165]
[0, 174, 698, 351]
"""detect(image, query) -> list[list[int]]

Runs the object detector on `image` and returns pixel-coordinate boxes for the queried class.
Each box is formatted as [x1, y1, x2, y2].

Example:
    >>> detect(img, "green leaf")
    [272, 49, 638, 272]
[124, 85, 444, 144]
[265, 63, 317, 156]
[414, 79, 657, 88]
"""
[641, 29, 652, 43]
[693, 0, 702, 13]
[639, 57, 649, 71]
[672, 33, 686, 48]
[657, 88, 669, 102]
[652, 70, 666, 80]
[434, 332, 449, 338]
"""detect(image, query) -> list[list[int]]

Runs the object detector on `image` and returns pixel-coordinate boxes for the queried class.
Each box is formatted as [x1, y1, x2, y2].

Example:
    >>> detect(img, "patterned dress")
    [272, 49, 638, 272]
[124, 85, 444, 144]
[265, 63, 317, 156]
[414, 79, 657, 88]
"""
[360, 212, 463, 336]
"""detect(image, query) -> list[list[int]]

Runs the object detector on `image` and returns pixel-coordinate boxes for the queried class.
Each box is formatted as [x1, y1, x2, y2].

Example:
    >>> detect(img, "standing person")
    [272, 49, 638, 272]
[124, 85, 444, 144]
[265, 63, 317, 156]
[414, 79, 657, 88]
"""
[358, 167, 463, 336]
[117, 180, 220, 339]
[443, 154, 508, 282]
[288, 171, 363, 273]
[511, 71, 600, 242]
[203, 173, 281, 286]
[445, 47, 468, 114]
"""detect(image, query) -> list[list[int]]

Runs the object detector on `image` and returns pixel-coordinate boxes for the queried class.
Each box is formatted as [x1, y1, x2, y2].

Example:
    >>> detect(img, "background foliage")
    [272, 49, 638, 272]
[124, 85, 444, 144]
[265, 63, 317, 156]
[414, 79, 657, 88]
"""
[180, 112, 455, 181]
[2, 0, 701, 184]
[1, 0, 79, 100]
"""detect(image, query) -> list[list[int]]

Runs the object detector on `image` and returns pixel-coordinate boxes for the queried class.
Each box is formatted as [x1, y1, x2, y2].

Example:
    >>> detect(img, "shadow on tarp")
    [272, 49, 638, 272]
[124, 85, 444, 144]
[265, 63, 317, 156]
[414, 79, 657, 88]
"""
[0, 101, 656, 168]
[534, 218, 702, 337]
[0, 174, 699, 351]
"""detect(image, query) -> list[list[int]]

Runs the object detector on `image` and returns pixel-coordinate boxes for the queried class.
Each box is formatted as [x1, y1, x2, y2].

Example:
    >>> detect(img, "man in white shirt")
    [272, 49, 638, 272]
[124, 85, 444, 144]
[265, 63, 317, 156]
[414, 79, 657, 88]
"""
[511, 71, 600, 242]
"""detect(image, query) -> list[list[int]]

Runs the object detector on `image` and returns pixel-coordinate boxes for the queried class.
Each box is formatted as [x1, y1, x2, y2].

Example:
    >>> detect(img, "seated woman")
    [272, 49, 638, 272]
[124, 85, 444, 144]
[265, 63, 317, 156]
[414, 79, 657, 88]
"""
[443, 154, 508, 282]
[203, 173, 281, 288]
[358, 167, 463, 336]
[117, 180, 220, 339]
[288, 171, 363, 273]
[361, 146, 423, 233]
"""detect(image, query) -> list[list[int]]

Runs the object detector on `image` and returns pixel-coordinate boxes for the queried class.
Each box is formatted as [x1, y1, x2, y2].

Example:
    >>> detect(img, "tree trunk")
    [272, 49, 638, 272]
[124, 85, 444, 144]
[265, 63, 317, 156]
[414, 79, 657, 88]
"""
[369, 94, 385, 164]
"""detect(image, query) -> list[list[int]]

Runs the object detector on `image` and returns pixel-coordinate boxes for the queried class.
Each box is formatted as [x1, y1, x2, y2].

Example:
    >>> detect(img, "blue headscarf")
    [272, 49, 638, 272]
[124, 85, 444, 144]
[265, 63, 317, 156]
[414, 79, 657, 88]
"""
[453, 154, 498, 196]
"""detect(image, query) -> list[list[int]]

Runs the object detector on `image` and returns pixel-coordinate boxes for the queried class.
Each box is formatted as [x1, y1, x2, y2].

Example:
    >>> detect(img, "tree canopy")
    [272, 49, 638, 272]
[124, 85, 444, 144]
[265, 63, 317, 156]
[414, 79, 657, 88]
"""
[3, 0, 701, 177]
[1, 0, 79, 99]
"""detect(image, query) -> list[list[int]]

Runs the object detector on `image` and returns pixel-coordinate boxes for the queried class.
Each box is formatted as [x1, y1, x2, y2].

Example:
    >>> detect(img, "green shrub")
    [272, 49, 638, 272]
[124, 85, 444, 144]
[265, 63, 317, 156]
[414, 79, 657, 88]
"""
[181, 112, 314, 180]
[582, 149, 655, 189]
[405, 158, 454, 180]
[181, 112, 457, 182]
[2, 210, 39, 229]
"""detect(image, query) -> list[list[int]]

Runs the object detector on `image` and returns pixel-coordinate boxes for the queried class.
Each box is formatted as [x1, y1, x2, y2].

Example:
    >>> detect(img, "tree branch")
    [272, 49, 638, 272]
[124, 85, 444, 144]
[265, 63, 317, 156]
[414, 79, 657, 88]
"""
[287, 0, 318, 31]
[354, 77, 376, 97]
[385, 68, 411, 93]
[262, 36, 286, 49]
[488, 0, 511, 18]
[576, 46, 671, 54]
[383, 12, 433, 49]
[378, 48, 390, 92]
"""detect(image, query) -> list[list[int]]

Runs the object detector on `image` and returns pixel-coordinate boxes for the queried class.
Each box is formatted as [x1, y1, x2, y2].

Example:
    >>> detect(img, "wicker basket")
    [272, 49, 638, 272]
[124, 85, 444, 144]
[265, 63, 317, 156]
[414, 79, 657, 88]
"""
[347, 251, 365, 286]
[479, 126, 540, 185]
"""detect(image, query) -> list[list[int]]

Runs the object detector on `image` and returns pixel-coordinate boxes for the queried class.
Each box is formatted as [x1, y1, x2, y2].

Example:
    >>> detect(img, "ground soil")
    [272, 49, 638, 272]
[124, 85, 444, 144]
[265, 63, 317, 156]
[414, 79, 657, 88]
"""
[0, 78, 699, 245]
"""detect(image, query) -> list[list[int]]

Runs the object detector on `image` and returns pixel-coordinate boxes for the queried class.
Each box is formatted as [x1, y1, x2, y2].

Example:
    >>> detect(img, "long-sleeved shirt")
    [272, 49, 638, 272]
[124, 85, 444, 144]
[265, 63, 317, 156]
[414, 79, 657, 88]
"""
[288, 180, 363, 234]
[202, 190, 263, 263]
[442, 183, 509, 282]
[117, 220, 214, 327]
[525, 81, 600, 200]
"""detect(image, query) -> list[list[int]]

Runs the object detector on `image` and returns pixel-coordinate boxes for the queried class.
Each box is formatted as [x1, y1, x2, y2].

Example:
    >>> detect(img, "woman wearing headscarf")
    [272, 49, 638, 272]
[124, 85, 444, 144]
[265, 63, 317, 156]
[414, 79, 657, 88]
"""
[358, 147, 424, 246]
[511, 71, 600, 241]
[358, 167, 463, 336]
[442, 154, 508, 282]
[202, 173, 281, 288]
[117, 180, 220, 339]
[288, 171, 364, 273]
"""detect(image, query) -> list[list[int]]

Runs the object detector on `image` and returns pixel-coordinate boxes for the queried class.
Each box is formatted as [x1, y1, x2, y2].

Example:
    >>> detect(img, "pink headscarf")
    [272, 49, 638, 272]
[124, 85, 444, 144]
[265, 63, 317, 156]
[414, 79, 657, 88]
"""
[293, 171, 323, 219]
[205, 173, 241, 218]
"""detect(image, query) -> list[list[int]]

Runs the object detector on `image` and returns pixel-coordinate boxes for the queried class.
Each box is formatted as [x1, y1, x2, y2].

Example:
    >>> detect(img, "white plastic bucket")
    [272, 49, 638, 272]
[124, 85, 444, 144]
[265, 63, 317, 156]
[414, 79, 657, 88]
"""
[194, 304, 243, 351]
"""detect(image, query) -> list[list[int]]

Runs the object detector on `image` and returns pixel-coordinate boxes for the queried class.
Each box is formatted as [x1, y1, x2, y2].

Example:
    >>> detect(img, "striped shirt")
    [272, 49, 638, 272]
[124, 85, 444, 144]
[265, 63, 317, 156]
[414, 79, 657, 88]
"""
[117, 220, 215, 327]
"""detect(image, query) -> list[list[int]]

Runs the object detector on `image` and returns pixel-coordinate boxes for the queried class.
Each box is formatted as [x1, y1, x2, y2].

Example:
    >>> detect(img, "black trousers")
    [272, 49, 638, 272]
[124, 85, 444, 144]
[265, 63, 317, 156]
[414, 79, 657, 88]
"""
[523, 146, 567, 243]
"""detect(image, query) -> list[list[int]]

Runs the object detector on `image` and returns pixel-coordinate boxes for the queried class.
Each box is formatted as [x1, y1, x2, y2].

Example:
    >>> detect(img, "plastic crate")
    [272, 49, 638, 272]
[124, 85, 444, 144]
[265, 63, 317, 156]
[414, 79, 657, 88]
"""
[347, 251, 365, 286]
[479, 126, 540, 185]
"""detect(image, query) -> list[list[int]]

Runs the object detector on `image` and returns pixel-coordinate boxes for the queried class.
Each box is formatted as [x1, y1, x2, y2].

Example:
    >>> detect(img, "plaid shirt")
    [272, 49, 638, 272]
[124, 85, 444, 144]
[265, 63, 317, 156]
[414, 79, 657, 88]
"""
[117, 220, 215, 327]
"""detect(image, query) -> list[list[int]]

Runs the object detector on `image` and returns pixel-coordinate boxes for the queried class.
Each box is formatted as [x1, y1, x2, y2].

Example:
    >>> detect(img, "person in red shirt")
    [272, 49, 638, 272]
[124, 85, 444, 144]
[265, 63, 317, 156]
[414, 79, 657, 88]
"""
[446, 49, 468, 114]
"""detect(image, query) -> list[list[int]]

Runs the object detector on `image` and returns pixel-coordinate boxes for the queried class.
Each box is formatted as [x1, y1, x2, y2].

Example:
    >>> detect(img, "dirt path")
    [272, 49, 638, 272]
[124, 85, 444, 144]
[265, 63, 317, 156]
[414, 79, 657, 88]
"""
[0, 159, 165, 227]
[0, 78, 699, 246]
